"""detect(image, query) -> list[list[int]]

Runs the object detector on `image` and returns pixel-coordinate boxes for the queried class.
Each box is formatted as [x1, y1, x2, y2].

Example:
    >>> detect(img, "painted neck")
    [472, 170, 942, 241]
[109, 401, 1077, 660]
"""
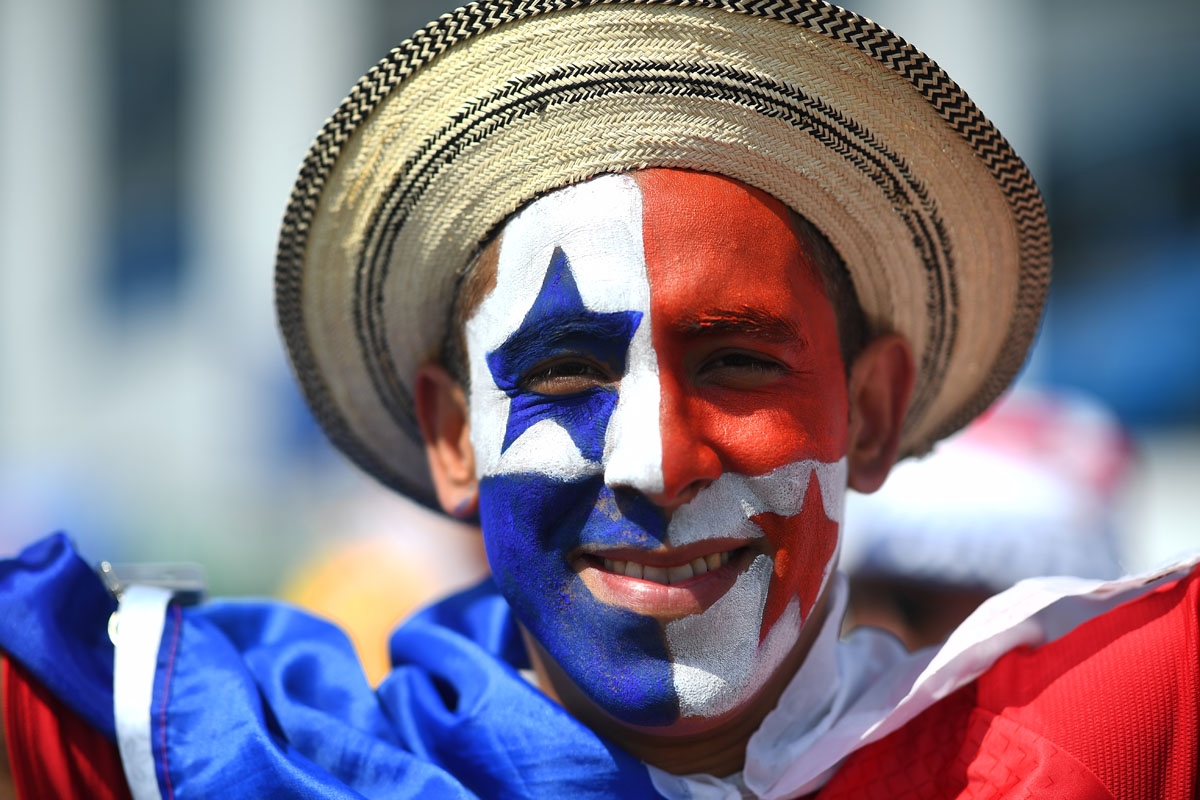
[520, 586, 833, 777]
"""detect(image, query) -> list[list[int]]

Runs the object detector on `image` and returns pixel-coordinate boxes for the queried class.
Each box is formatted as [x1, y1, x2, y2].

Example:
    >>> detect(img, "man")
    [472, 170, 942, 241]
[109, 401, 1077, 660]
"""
[1, 2, 1196, 798]
[411, 168, 911, 779]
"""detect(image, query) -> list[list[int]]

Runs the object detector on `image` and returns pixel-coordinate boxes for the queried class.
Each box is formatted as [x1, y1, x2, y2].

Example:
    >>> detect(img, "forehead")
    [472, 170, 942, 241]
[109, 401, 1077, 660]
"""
[472, 169, 829, 323]
[633, 169, 826, 315]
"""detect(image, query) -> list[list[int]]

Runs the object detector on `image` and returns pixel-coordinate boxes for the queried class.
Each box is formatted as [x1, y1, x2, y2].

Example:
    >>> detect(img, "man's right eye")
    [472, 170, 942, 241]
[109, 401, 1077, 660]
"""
[520, 358, 615, 395]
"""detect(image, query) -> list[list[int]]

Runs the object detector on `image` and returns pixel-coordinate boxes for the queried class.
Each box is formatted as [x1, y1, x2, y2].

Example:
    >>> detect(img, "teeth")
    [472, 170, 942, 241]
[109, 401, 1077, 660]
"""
[599, 551, 735, 585]
[642, 565, 668, 584]
[666, 563, 694, 583]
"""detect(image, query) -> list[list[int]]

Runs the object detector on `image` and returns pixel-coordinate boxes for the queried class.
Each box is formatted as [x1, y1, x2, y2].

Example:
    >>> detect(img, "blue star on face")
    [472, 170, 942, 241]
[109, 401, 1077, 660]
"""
[485, 247, 643, 463]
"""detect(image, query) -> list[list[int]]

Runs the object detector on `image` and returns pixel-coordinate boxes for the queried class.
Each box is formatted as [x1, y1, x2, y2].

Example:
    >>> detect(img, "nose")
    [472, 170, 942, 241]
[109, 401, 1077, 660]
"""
[603, 368, 721, 509]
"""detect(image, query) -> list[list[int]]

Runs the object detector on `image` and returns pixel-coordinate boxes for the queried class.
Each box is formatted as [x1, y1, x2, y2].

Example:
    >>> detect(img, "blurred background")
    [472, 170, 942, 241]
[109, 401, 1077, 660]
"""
[1, 0, 1197, 663]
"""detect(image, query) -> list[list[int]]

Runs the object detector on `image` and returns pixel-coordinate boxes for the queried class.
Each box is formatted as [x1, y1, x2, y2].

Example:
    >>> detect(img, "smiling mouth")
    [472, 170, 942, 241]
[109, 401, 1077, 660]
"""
[575, 545, 754, 619]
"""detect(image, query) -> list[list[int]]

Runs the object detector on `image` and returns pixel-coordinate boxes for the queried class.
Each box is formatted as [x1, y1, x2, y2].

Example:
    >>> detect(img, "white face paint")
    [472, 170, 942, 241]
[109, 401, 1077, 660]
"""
[465, 171, 847, 725]
[663, 460, 845, 717]
[466, 174, 661, 484]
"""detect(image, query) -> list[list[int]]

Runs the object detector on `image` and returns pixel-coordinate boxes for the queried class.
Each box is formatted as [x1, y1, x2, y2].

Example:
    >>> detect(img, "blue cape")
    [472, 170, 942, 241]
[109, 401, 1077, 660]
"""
[0, 534, 663, 798]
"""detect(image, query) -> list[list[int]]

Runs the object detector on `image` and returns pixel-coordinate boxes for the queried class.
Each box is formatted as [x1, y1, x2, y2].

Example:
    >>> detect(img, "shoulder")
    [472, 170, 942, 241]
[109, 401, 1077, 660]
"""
[981, 562, 1200, 698]
[820, 565, 1200, 799]
[974, 564, 1200, 795]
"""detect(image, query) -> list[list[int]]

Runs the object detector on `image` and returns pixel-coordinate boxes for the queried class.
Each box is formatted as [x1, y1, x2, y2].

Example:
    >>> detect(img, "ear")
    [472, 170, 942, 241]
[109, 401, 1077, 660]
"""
[845, 333, 914, 493]
[414, 362, 479, 518]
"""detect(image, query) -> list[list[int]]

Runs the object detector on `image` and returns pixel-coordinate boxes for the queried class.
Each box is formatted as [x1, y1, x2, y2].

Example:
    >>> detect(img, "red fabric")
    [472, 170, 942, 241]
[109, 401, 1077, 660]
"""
[817, 568, 1200, 799]
[2, 654, 132, 800]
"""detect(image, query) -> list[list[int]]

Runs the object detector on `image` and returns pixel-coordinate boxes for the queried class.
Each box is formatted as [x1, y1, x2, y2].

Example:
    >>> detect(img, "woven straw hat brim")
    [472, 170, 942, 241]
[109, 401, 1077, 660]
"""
[275, 0, 1050, 510]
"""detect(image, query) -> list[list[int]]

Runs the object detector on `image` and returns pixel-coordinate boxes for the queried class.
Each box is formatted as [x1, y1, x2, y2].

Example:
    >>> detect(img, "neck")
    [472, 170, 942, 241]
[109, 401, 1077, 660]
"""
[521, 587, 833, 777]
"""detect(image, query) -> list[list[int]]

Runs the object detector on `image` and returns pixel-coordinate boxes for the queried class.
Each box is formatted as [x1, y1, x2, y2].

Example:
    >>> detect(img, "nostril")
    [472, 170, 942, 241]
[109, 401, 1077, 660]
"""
[678, 477, 716, 505]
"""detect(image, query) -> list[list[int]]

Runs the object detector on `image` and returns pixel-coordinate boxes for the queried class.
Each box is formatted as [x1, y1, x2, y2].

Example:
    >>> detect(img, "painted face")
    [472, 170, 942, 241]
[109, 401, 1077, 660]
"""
[465, 170, 849, 726]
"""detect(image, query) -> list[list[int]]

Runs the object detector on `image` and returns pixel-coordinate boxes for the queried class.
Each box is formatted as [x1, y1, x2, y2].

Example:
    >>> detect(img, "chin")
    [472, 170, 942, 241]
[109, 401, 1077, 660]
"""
[522, 589, 809, 733]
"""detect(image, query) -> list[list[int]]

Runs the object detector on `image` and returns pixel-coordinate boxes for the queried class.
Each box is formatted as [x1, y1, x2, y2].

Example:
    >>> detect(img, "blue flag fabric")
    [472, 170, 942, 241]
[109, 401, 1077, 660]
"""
[0, 534, 664, 799]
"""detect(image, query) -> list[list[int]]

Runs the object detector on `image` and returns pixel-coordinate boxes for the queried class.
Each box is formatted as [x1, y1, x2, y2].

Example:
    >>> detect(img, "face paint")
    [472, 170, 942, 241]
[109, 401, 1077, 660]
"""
[466, 170, 849, 726]
[467, 175, 676, 724]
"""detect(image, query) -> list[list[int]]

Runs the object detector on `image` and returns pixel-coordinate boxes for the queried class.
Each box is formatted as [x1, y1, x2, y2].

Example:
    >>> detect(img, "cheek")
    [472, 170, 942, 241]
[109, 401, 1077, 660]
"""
[477, 476, 671, 595]
[478, 475, 593, 577]
[476, 475, 597, 646]
[752, 471, 842, 630]
[777, 380, 850, 463]
[689, 392, 849, 475]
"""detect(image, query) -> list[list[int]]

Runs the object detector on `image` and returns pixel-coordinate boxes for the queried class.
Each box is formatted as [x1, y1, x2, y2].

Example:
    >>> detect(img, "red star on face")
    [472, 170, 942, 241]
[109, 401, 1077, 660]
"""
[751, 469, 840, 645]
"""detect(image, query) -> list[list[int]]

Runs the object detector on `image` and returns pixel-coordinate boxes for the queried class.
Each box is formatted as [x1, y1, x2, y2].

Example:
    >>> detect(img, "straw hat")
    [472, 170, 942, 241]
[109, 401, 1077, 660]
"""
[275, 0, 1051, 509]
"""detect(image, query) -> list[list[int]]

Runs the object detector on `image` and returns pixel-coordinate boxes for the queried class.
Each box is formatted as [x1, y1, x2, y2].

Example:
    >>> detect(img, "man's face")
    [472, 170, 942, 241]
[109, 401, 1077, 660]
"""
[465, 170, 849, 726]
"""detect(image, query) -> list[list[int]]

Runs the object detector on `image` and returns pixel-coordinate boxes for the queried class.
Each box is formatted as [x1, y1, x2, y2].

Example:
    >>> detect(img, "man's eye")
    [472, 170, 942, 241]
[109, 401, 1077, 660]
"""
[521, 358, 615, 395]
[699, 352, 787, 388]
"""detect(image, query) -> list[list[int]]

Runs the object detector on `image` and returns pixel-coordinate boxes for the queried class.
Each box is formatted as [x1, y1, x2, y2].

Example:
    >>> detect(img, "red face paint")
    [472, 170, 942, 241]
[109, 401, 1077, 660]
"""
[752, 471, 841, 641]
[636, 168, 848, 649]
[636, 169, 849, 491]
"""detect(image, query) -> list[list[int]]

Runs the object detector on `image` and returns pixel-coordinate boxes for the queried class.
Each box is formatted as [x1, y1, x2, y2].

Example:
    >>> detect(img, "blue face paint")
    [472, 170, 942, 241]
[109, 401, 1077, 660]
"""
[480, 247, 678, 725]
[479, 475, 678, 725]
[485, 247, 642, 462]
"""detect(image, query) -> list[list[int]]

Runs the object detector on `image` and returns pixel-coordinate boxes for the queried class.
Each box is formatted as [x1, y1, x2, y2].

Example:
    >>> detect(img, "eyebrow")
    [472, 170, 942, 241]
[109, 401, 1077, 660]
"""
[670, 307, 808, 347]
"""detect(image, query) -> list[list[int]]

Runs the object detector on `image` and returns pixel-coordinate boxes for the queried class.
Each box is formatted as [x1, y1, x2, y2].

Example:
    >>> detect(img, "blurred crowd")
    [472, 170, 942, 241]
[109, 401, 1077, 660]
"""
[840, 388, 1133, 650]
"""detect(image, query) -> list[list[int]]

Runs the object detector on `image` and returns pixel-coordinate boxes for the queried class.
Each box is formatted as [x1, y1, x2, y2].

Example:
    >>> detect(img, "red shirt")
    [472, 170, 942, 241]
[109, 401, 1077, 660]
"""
[817, 567, 1200, 798]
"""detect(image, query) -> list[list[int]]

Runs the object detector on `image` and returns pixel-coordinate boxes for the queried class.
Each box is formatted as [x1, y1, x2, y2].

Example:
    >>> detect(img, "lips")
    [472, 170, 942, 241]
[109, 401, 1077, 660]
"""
[574, 543, 754, 620]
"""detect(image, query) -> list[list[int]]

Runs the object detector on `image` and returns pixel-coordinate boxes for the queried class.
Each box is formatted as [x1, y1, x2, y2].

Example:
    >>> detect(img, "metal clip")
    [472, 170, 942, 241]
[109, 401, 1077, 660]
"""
[99, 561, 207, 646]
[98, 561, 207, 605]
[98, 563, 208, 652]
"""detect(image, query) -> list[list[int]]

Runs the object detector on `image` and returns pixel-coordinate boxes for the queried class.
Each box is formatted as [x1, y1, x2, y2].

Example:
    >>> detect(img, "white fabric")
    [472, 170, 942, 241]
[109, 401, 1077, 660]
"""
[649, 553, 1200, 799]
[113, 584, 172, 800]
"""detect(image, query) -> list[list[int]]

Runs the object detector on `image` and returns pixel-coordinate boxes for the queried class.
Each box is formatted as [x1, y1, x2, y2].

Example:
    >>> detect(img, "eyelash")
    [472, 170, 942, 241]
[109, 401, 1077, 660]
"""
[702, 352, 785, 373]
[520, 357, 615, 391]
